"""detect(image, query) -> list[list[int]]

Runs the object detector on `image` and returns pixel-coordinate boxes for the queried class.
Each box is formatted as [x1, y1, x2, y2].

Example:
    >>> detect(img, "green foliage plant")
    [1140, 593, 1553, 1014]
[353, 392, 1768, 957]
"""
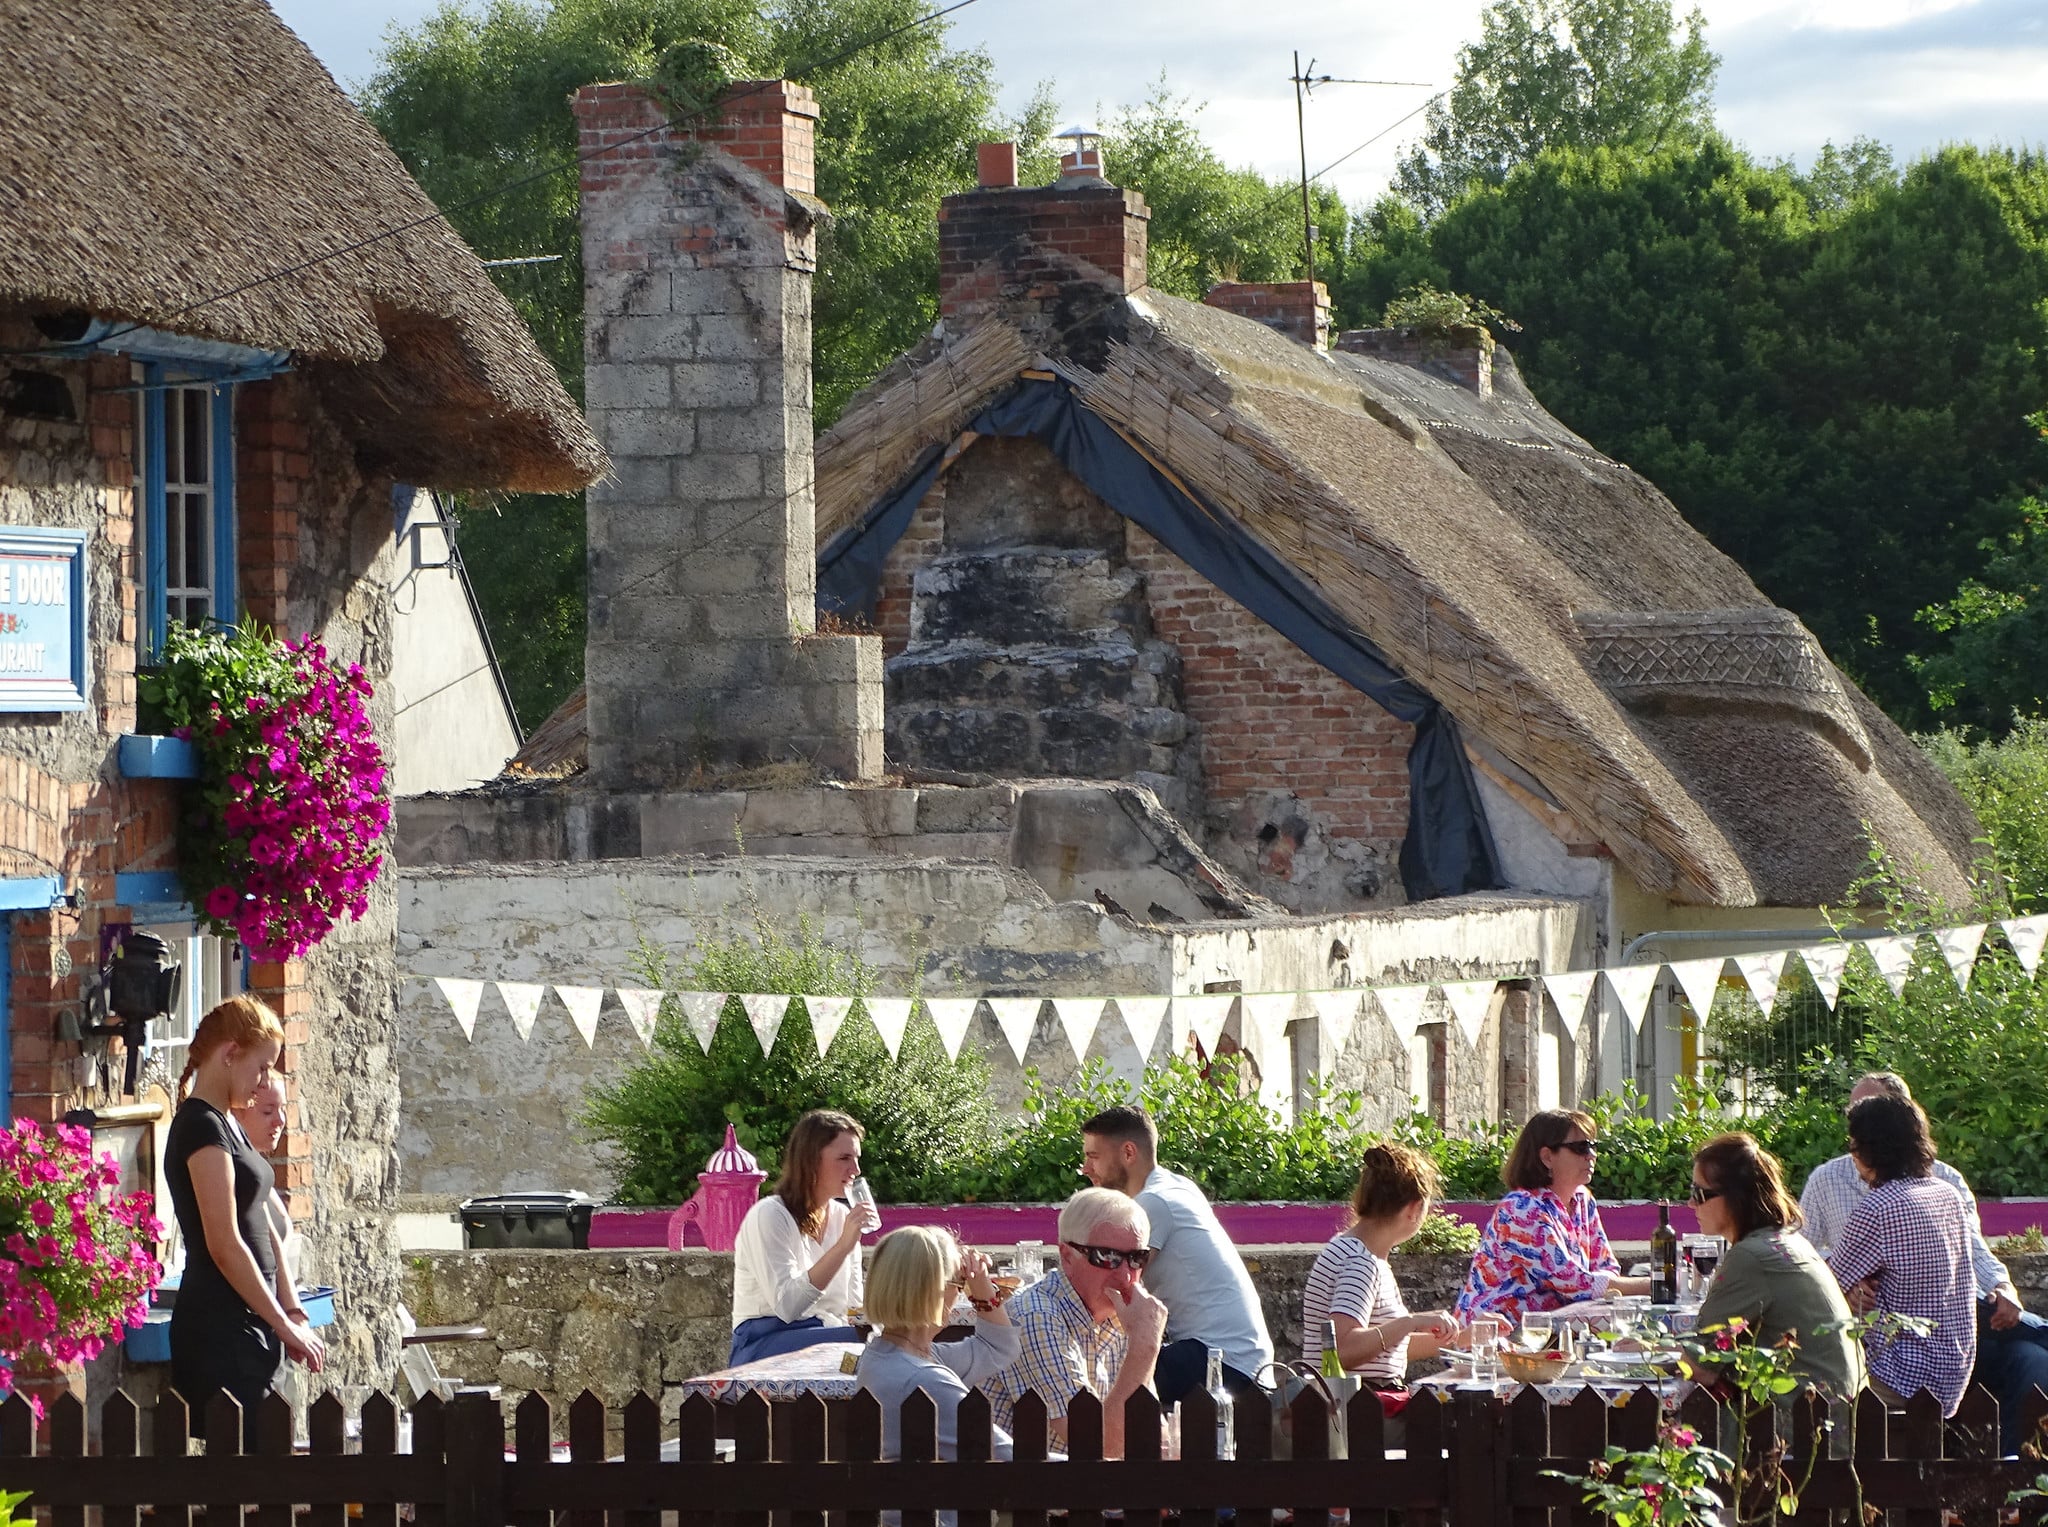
[0, 1493, 27, 1527]
[1379, 283, 1521, 337]
[580, 900, 998, 1205]
[1920, 713, 2048, 913]
[1402, 1210, 1482, 1255]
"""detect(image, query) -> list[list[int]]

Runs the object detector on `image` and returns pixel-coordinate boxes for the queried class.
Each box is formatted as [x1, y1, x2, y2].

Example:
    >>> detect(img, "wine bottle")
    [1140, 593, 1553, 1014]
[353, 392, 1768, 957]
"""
[1319, 1319, 1345, 1378]
[1206, 1345, 1235, 1460]
[1650, 1200, 1679, 1305]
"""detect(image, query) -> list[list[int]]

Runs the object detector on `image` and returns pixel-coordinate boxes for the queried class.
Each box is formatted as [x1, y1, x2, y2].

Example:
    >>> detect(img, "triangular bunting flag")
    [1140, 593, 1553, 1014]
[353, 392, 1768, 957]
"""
[496, 981, 545, 1042]
[740, 994, 791, 1054]
[1112, 996, 1173, 1061]
[1302, 990, 1360, 1063]
[615, 987, 663, 1046]
[1934, 924, 1987, 990]
[1666, 957, 1727, 1023]
[675, 992, 726, 1052]
[1793, 945, 1849, 1011]
[1541, 971, 1599, 1028]
[434, 977, 484, 1042]
[1436, 981, 1497, 1051]
[806, 996, 855, 1055]
[1051, 998, 1105, 1062]
[863, 997, 914, 1060]
[1732, 952, 1786, 1015]
[923, 998, 979, 1061]
[1600, 967, 1661, 1036]
[1175, 994, 1234, 1055]
[1239, 993, 1296, 1069]
[2002, 914, 2048, 978]
[558, 986, 604, 1048]
[1860, 935, 1919, 998]
[1373, 984, 1432, 1041]
[983, 998, 1041, 1063]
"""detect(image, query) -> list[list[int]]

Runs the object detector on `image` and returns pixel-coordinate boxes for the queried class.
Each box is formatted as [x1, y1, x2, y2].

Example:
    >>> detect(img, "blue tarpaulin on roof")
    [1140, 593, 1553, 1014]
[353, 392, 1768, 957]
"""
[816, 376, 1503, 900]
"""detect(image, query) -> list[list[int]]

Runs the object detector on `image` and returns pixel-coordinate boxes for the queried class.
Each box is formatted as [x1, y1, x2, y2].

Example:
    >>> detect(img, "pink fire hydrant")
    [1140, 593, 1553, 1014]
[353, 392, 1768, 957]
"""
[667, 1124, 766, 1250]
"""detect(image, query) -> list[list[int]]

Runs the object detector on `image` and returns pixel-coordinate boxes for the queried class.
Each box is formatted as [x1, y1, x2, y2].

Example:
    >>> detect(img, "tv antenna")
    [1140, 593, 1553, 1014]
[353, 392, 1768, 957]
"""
[1290, 53, 1430, 286]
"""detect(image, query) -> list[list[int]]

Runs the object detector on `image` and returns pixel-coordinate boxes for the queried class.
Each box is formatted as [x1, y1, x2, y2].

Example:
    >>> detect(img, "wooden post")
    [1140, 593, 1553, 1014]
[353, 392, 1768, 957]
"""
[1447, 1390, 1507, 1527]
[445, 1389, 506, 1527]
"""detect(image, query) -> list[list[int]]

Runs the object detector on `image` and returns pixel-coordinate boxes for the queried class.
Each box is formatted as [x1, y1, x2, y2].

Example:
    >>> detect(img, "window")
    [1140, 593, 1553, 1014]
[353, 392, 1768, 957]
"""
[134, 922, 242, 1087]
[136, 369, 236, 655]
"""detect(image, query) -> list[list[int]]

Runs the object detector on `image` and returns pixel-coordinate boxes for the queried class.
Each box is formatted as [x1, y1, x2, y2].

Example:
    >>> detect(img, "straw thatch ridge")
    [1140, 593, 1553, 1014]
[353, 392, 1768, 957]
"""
[0, 0, 604, 492]
[808, 285, 1977, 909]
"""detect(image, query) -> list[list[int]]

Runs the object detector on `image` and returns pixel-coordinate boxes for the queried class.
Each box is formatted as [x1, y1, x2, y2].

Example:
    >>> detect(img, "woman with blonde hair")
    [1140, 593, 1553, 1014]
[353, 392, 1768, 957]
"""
[857, 1226, 1020, 1475]
[1302, 1141, 1462, 1383]
[166, 996, 323, 1439]
[728, 1109, 881, 1365]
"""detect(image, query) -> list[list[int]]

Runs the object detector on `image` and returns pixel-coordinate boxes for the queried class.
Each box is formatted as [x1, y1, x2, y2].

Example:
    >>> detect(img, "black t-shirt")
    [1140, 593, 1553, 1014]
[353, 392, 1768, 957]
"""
[165, 1098, 279, 1318]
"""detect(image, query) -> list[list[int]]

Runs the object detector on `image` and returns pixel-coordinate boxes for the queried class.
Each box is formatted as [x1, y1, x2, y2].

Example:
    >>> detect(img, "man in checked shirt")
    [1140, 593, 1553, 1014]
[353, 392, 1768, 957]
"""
[1802, 1072, 2048, 1450]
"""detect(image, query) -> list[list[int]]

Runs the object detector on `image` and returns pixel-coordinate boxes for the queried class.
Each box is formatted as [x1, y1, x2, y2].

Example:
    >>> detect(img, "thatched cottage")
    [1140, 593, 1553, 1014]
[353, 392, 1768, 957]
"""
[0, 0, 602, 1392]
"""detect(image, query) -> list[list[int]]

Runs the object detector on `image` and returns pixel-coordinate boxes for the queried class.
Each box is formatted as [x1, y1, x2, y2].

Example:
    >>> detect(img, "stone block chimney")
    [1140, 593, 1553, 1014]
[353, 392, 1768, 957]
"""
[575, 79, 882, 786]
[937, 141, 1149, 339]
[1335, 324, 1495, 397]
[1202, 281, 1332, 350]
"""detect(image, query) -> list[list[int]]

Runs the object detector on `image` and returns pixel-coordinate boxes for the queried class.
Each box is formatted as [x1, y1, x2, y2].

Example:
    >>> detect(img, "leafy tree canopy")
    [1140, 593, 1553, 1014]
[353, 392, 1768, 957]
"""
[1394, 0, 1719, 216]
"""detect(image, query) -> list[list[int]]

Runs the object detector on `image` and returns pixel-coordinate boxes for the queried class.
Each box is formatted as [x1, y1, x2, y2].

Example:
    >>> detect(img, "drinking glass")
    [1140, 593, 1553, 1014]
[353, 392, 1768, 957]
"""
[1692, 1237, 1723, 1287]
[1470, 1315, 1504, 1381]
[1518, 1309, 1556, 1352]
[1014, 1239, 1045, 1282]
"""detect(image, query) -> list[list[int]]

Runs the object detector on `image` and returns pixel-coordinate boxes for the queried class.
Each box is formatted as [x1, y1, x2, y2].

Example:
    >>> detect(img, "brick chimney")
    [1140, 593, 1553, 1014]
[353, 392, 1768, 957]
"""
[1202, 281, 1332, 350]
[1335, 324, 1495, 397]
[937, 141, 1149, 338]
[574, 80, 882, 786]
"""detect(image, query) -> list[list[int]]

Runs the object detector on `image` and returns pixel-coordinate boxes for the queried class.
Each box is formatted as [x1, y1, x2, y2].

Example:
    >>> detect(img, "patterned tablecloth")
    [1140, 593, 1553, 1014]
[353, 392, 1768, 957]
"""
[677, 1342, 868, 1404]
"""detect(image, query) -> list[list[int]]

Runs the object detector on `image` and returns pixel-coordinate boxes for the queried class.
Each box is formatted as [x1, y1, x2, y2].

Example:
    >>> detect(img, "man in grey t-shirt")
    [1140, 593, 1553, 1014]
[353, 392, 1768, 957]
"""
[1080, 1104, 1274, 1406]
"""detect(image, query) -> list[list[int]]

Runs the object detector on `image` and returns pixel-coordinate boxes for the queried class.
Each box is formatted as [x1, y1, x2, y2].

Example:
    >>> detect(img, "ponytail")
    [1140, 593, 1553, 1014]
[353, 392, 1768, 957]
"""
[180, 995, 286, 1101]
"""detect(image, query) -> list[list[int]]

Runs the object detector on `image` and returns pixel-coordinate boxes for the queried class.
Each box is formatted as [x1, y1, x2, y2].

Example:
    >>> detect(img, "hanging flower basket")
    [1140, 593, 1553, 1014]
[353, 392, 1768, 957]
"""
[0, 1121, 161, 1373]
[137, 621, 392, 960]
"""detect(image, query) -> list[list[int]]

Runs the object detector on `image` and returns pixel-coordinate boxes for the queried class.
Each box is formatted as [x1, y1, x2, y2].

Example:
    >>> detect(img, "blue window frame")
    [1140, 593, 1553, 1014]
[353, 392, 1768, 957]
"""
[138, 366, 238, 656]
[0, 917, 12, 1126]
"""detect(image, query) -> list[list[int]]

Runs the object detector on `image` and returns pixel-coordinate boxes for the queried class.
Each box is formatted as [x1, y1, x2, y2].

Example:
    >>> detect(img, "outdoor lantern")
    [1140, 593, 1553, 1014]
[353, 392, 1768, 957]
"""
[99, 931, 182, 1095]
[666, 1124, 767, 1251]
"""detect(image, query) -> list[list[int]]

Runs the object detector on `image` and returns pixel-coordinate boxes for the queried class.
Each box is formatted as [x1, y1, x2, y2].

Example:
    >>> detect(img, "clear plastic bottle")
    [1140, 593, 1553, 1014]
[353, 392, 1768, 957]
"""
[1206, 1345, 1235, 1460]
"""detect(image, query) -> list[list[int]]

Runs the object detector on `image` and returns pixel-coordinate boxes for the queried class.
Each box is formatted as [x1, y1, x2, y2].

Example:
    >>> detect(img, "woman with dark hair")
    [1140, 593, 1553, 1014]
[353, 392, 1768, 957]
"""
[728, 1109, 881, 1365]
[1457, 1109, 1651, 1322]
[1690, 1133, 1863, 1397]
[1830, 1094, 1976, 1415]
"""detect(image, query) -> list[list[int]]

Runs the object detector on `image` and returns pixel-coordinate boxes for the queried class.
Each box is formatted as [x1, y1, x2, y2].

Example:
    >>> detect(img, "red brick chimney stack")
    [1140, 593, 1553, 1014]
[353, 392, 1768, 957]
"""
[1336, 325, 1495, 397]
[1202, 281, 1333, 351]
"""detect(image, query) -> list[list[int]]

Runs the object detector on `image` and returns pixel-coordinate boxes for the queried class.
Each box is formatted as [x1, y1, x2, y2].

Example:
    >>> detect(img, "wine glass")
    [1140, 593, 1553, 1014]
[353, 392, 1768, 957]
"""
[1517, 1309, 1556, 1352]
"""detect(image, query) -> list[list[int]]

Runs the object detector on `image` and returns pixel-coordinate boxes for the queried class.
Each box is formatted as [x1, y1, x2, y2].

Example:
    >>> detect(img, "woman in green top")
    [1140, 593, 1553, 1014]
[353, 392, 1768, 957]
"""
[1691, 1133, 1865, 1400]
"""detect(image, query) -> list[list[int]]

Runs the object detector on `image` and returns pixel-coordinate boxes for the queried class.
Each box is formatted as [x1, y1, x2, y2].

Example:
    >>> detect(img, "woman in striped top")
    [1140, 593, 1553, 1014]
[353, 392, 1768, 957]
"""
[1301, 1141, 1462, 1385]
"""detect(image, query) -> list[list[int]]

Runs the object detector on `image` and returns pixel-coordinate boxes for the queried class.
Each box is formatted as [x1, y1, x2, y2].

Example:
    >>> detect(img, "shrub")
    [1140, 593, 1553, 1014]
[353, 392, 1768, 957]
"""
[580, 919, 1000, 1205]
[1404, 1210, 1481, 1255]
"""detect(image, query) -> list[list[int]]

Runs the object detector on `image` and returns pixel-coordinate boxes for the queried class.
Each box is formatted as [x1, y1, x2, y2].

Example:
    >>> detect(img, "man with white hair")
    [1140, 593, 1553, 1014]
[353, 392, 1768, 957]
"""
[981, 1187, 1168, 1459]
[1802, 1070, 2048, 1452]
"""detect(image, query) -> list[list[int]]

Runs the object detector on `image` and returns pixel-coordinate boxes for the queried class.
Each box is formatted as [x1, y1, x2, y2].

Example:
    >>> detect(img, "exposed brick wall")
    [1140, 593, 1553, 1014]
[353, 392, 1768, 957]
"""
[873, 478, 945, 656]
[1336, 325, 1494, 397]
[236, 378, 314, 632]
[938, 183, 1150, 333]
[1203, 281, 1331, 350]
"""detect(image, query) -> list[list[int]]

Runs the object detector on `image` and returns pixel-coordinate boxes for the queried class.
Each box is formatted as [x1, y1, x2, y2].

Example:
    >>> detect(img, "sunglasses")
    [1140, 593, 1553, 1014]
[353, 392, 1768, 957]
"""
[1688, 1182, 1722, 1205]
[1554, 1140, 1599, 1157]
[1065, 1242, 1153, 1271]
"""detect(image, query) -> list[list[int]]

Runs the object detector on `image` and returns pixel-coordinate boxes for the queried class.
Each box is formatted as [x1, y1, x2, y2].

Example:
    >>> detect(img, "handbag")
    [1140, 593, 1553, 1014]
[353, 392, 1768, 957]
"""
[1263, 1363, 1359, 1460]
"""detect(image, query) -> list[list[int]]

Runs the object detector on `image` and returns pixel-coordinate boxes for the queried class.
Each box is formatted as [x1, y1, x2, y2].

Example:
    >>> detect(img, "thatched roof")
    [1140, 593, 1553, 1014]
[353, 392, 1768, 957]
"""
[813, 287, 1979, 910]
[0, 0, 604, 492]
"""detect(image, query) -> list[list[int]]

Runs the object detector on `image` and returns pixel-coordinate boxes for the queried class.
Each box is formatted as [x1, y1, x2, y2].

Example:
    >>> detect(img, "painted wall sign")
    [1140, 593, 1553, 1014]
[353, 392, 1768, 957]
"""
[0, 527, 89, 712]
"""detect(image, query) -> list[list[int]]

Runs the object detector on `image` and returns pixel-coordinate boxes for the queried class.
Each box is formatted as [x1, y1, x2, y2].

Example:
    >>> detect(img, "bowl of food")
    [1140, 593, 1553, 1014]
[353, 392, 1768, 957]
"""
[1498, 1346, 1573, 1384]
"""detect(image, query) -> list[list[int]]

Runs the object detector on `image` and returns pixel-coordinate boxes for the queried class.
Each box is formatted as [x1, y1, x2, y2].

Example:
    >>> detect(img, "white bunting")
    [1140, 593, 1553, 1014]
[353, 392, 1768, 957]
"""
[675, 992, 726, 1052]
[496, 981, 545, 1042]
[1541, 971, 1599, 1028]
[434, 977, 484, 1042]
[922, 998, 980, 1060]
[806, 996, 855, 1055]
[558, 986, 605, 1048]
[1112, 996, 1173, 1061]
[1860, 935, 1919, 998]
[1051, 998, 1105, 1062]
[1934, 924, 1987, 990]
[1793, 945, 1849, 1010]
[740, 994, 790, 1054]
[1374, 984, 1433, 1042]
[2001, 914, 2048, 978]
[1436, 981, 1497, 1050]
[1302, 990, 1360, 1063]
[864, 997, 914, 1059]
[1175, 994, 1234, 1055]
[1600, 967, 1661, 1036]
[615, 987, 663, 1046]
[1239, 993, 1296, 1070]
[1732, 952, 1786, 1015]
[1666, 957, 1727, 1023]
[985, 998, 1042, 1063]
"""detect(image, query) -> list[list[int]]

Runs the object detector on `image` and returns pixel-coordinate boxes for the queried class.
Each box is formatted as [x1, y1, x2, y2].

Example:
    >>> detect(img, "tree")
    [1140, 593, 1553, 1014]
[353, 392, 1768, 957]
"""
[1393, 0, 1719, 217]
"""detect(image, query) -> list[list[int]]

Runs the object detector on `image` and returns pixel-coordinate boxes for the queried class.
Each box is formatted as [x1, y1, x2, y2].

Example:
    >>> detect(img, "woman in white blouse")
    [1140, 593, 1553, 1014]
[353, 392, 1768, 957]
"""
[729, 1109, 882, 1365]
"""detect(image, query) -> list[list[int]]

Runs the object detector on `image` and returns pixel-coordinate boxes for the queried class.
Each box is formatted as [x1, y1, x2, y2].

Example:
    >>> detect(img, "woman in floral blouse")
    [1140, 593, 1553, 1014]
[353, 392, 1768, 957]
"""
[1456, 1109, 1652, 1323]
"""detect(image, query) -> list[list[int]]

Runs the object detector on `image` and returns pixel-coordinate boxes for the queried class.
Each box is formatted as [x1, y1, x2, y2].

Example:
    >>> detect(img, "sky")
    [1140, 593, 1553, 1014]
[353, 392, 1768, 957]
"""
[276, 0, 2047, 210]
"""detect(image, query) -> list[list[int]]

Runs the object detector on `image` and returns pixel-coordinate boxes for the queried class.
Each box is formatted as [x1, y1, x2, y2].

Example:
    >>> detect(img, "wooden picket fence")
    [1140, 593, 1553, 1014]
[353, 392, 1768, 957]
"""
[0, 1381, 2042, 1527]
